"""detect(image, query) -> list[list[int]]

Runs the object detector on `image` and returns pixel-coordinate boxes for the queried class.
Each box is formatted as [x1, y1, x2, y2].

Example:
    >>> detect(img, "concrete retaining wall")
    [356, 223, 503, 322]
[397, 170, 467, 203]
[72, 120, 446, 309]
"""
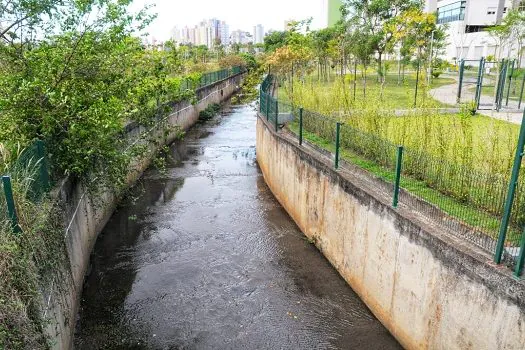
[42, 74, 244, 349]
[256, 115, 525, 350]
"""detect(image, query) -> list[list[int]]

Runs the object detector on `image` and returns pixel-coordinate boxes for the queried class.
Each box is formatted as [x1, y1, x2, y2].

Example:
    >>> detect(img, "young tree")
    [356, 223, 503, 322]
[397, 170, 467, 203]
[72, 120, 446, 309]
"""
[342, 0, 422, 82]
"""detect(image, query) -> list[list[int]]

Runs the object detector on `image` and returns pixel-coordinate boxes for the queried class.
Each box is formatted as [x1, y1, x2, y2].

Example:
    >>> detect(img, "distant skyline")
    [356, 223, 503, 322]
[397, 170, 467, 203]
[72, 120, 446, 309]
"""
[130, 0, 326, 41]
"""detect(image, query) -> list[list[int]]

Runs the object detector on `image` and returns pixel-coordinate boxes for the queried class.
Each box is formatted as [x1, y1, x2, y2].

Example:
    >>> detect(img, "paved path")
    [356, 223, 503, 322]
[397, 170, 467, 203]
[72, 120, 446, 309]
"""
[429, 75, 523, 125]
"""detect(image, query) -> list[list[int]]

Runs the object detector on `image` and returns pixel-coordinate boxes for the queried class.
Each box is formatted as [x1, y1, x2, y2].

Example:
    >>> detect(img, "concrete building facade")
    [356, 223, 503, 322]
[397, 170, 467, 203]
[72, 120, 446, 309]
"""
[253, 24, 265, 45]
[425, 0, 519, 63]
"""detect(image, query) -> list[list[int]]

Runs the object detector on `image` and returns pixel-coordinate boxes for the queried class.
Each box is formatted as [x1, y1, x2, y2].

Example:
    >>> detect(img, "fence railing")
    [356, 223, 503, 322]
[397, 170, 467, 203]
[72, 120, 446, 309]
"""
[1, 140, 51, 233]
[260, 74, 525, 277]
[458, 58, 525, 111]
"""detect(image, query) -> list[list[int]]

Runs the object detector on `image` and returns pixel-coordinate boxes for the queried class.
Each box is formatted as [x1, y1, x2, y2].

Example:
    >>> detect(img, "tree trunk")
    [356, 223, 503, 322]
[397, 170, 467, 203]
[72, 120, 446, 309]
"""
[377, 52, 383, 83]
[398, 58, 401, 85]
[362, 63, 367, 98]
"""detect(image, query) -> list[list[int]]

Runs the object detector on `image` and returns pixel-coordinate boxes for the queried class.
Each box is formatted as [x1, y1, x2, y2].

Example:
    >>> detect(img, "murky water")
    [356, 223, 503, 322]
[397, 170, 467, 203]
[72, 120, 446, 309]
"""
[74, 102, 401, 349]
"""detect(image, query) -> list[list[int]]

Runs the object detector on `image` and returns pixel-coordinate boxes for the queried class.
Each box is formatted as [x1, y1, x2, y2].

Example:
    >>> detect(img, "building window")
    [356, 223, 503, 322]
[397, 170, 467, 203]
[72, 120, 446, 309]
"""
[437, 1, 467, 24]
[520, 1, 525, 11]
[487, 7, 496, 15]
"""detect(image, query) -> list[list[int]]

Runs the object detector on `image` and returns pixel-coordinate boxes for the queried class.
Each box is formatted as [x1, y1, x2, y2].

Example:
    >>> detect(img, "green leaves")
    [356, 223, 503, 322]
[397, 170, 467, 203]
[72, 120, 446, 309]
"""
[0, 0, 192, 189]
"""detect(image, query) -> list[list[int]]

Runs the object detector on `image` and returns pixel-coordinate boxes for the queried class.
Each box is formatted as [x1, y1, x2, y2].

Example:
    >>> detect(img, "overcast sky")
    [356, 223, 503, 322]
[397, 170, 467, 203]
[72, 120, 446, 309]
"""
[130, 0, 326, 41]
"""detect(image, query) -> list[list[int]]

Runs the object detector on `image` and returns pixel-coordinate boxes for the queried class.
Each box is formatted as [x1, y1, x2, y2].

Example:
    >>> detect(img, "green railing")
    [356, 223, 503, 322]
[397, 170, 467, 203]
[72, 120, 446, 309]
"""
[1, 66, 246, 234]
[1, 140, 51, 233]
[259, 74, 525, 276]
[197, 66, 245, 90]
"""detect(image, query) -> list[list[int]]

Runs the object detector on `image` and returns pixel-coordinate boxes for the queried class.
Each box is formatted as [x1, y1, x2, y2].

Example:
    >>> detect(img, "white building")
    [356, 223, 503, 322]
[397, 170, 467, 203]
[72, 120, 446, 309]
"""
[425, 0, 519, 63]
[230, 30, 253, 45]
[178, 19, 230, 48]
[220, 21, 230, 46]
[253, 24, 265, 44]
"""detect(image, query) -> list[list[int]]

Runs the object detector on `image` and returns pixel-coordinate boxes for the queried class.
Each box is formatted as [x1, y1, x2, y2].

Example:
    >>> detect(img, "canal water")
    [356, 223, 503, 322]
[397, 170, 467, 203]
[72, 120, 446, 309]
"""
[74, 102, 400, 349]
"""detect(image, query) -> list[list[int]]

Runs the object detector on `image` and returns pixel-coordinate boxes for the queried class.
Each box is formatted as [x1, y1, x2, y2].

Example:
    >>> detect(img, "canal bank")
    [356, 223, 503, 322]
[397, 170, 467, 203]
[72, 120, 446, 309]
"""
[74, 102, 400, 349]
[255, 112, 525, 349]
[43, 74, 244, 349]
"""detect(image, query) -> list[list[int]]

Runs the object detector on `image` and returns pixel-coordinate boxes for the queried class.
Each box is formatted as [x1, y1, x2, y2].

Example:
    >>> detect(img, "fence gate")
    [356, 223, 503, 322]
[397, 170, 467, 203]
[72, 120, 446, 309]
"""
[458, 58, 525, 112]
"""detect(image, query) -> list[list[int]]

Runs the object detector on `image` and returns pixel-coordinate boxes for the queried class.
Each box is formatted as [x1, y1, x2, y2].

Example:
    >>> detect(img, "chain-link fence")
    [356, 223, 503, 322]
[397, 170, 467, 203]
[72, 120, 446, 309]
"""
[260, 73, 525, 276]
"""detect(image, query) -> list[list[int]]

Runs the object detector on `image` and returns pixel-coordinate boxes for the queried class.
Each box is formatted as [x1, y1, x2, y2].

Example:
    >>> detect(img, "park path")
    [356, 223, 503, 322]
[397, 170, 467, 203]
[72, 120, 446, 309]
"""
[429, 75, 523, 125]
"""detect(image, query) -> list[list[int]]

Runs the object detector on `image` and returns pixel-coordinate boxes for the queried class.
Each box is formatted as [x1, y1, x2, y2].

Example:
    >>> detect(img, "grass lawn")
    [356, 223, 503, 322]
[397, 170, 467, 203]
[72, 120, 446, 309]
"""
[278, 73, 456, 114]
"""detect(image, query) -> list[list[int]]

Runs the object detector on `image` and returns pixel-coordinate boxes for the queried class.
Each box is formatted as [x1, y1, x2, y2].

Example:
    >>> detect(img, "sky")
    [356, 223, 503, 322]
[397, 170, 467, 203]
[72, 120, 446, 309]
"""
[130, 0, 326, 41]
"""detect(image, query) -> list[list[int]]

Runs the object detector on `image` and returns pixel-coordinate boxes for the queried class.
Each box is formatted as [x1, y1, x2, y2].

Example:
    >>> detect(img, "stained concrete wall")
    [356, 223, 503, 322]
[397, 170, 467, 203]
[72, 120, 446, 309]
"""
[256, 115, 525, 350]
[41, 74, 244, 349]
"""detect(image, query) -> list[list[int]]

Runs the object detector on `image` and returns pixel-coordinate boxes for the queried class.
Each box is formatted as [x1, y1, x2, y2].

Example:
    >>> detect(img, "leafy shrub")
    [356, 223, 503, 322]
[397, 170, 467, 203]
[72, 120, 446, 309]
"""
[199, 103, 221, 121]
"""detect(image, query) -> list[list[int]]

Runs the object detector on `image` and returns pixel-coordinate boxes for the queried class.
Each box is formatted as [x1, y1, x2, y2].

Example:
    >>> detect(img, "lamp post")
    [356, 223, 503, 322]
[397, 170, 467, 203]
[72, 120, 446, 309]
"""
[428, 30, 435, 85]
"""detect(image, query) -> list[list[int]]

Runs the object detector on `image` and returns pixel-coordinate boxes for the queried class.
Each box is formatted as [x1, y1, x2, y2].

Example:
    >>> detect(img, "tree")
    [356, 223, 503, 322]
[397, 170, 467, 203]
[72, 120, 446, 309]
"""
[264, 30, 289, 53]
[343, 0, 421, 82]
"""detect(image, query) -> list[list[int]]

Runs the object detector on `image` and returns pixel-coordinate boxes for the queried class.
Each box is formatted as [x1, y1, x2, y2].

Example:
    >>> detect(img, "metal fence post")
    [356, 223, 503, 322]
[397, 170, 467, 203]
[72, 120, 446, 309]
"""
[457, 59, 465, 103]
[506, 60, 516, 107]
[274, 100, 279, 132]
[515, 226, 525, 277]
[518, 72, 525, 109]
[475, 57, 484, 109]
[266, 96, 270, 121]
[495, 110, 525, 264]
[335, 122, 341, 169]
[496, 59, 507, 111]
[36, 140, 50, 192]
[299, 107, 304, 146]
[393, 146, 404, 208]
[2, 176, 21, 234]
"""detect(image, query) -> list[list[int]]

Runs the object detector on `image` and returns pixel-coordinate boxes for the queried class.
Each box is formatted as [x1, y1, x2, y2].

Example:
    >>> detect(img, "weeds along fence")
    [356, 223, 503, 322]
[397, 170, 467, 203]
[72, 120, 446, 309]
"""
[260, 74, 525, 277]
[1, 140, 51, 233]
[179, 66, 245, 91]
[1, 66, 245, 234]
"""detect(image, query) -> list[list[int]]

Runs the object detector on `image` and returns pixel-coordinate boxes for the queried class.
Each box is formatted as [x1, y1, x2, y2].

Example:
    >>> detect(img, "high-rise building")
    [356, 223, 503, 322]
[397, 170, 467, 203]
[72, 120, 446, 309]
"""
[253, 24, 265, 44]
[178, 19, 231, 48]
[170, 26, 181, 44]
[230, 30, 253, 45]
[220, 21, 230, 46]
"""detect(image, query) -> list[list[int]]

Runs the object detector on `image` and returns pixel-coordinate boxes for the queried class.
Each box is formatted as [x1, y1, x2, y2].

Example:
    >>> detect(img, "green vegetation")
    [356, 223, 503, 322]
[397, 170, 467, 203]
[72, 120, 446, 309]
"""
[0, 1, 253, 347]
[199, 103, 221, 121]
[278, 72, 456, 113]
[258, 0, 525, 252]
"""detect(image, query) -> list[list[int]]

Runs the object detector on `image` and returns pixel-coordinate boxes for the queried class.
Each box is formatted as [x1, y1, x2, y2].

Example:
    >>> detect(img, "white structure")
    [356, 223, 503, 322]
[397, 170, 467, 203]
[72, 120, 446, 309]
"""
[425, 0, 519, 63]
[253, 24, 265, 44]
[230, 30, 253, 45]
[178, 19, 230, 48]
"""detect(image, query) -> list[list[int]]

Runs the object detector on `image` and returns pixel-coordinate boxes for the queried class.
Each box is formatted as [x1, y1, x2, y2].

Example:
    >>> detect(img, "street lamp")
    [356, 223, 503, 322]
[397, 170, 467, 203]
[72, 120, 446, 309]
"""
[428, 30, 436, 85]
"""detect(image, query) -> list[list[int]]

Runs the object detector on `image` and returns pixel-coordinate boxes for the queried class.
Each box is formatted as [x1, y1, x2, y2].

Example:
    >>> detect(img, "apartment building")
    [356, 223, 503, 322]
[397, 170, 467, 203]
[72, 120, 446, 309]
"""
[253, 24, 265, 45]
[426, 0, 518, 62]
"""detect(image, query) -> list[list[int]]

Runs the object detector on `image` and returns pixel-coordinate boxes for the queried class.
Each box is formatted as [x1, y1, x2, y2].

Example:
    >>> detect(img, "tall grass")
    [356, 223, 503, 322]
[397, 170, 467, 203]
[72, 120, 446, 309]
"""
[274, 73, 525, 247]
[0, 144, 65, 348]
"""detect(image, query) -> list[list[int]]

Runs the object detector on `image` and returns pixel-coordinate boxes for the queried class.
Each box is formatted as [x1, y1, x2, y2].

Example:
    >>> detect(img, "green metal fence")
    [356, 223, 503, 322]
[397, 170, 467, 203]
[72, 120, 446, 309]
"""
[1, 140, 51, 233]
[260, 74, 525, 276]
[1, 67, 246, 234]
[197, 66, 245, 90]
[458, 58, 525, 111]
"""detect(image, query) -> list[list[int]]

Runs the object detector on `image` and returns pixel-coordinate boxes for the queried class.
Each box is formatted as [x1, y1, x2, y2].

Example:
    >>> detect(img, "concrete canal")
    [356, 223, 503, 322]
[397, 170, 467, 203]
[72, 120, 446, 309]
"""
[74, 101, 400, 349]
